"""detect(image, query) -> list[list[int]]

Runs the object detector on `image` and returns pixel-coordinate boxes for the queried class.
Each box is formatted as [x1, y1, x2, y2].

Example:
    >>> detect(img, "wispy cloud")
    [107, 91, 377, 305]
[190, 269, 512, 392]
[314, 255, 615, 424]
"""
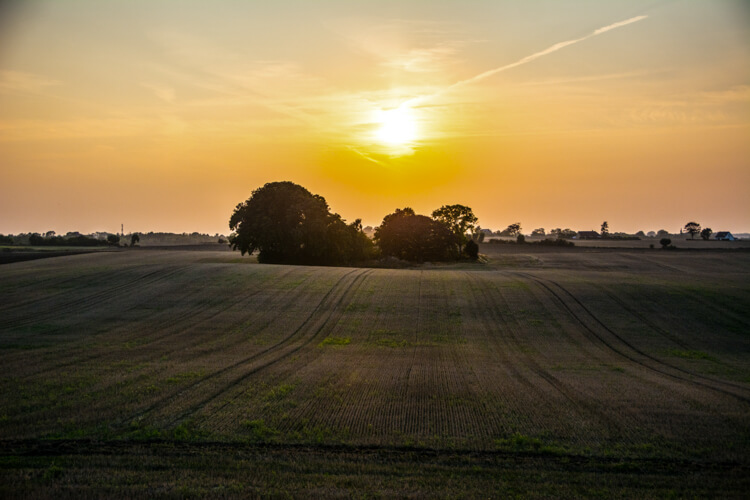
[405, 15, 648, 107]
[140, 82, 176, 103]
[0, 70, 61, 93]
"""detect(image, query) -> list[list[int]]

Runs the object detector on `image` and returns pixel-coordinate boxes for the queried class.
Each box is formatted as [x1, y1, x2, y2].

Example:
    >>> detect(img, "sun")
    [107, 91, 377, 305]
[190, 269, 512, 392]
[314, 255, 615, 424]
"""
[374, 105, 418, 146]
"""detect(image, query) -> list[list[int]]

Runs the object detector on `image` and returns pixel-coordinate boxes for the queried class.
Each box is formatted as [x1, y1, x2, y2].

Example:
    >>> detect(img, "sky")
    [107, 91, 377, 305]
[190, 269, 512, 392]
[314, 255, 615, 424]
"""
[1, 0, 748, 236]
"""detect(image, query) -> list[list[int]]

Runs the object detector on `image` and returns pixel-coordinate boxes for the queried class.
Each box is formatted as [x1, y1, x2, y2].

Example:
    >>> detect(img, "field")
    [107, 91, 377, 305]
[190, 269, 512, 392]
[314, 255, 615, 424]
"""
[1, 245, 749, 497]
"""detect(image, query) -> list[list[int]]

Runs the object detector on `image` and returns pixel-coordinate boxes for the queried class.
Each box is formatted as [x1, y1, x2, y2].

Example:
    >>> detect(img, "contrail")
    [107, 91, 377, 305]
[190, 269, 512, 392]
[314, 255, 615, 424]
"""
[404, 15, 648, 107]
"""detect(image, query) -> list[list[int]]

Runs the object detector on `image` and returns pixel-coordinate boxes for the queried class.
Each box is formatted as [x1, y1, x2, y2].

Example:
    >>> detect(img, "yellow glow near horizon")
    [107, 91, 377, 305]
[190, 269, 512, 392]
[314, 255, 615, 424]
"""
[374, 105, 418, 147]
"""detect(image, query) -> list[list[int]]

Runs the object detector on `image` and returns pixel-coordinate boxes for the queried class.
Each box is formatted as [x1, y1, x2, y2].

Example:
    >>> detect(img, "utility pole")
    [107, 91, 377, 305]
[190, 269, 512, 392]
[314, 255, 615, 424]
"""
[121, 223, 124, 237]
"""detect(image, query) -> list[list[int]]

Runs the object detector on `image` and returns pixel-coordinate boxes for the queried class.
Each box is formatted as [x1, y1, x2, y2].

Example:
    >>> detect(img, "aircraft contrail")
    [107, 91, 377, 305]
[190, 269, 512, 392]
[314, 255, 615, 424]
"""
[404, 15, 648, 107]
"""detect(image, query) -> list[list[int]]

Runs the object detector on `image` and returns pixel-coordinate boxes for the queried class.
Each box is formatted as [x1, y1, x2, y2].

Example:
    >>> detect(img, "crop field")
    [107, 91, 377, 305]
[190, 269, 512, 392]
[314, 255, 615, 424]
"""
[1, 246, 749, 497]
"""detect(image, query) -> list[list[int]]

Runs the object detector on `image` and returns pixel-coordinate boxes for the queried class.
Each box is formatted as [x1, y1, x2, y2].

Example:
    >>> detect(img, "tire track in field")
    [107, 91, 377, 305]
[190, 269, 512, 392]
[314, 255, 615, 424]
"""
[0, 263, 145, 315]
[465, 272, 622, 435]
[0, 265, 191, 330]
[197, 268, 375, 428]
[123, 268, 370, 428]
[460, 272, 570, 437]
[13, 266, 302, 382]
[509, 271, 750, 404]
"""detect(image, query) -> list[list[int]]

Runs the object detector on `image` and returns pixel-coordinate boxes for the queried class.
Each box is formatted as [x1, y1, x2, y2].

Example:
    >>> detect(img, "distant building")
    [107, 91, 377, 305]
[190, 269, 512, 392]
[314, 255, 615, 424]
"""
[714, 232, 736, 241]
[576, 231, 600, 240]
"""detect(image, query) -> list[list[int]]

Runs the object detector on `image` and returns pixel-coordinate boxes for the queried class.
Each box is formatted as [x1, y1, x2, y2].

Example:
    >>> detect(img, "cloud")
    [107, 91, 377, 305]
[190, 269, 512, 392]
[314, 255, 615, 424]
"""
[405, 15, 649, 107]
[0, 70, 61, 93]
[140, 83, 176, 103]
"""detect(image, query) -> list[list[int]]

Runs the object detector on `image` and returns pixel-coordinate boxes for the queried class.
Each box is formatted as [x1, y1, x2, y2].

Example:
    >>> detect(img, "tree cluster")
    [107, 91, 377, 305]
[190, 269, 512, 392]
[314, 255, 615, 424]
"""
[229, 182, 375, 265]
[228, 182, 481, 265]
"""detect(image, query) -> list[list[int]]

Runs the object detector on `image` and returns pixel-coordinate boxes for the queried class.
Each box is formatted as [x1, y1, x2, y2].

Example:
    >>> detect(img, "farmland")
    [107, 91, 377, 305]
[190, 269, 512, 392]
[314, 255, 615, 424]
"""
[1, 245, 749, 497]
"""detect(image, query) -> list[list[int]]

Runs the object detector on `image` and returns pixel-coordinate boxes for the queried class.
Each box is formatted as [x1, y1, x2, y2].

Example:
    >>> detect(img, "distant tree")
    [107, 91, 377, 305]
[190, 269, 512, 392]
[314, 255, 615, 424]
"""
[600, 221, 609, 238]
[647, 231, 656, 238]
[531, 228, 545, 237]
[551, 228, 576, 239]
[660, 238, 671, 249]
[517, 234, 526, 244]
[464, 240, 479, 260]
[700, 227, 712, 241]
[431, 204, 478, 254]
[504, 223, 522, 237]
[0, 234, 13, 245]
[635, 231, 646, 238]
[130, 233, 140, 246]
[375, 208, 457, 262]
[45, 230, 56, 238]
[656, 229, 670, 238]
[107, 234, 121, 246]
[229, 181, 373, 265]
[684, 222, 701, 239]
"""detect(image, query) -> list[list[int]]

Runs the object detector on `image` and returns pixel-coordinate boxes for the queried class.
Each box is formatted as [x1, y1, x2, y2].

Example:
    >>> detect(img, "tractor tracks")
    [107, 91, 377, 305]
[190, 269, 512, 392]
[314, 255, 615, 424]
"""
[125, 268, 373, 429]
[0, 265, 191, 331]
[464, 272, 621, 434]
[508, 271, 750, 404]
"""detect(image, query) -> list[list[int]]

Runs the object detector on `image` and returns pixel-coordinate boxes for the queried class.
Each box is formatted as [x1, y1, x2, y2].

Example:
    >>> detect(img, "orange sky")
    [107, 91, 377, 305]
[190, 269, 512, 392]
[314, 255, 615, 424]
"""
[1, 1, 749, 235]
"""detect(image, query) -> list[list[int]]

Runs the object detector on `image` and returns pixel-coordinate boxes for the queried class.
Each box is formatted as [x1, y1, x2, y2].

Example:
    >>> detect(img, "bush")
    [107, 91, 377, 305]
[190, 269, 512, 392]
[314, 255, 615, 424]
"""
[660, 238, 671, 249]
[516, 234, 525, 244]
[464, 240, 479, 260]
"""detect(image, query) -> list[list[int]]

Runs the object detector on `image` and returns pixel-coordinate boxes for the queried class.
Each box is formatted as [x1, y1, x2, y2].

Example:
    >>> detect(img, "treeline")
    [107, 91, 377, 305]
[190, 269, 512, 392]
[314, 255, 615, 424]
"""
[0, 233, 113, 247]
[228, 182, 482, 265]
[28, 234, 113, 247]
[0, 231, 228, 247]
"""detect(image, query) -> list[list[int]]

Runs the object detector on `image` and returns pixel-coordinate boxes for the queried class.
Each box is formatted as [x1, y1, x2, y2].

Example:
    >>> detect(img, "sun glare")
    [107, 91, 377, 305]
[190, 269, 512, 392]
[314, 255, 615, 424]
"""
[375, 105, 418, 146]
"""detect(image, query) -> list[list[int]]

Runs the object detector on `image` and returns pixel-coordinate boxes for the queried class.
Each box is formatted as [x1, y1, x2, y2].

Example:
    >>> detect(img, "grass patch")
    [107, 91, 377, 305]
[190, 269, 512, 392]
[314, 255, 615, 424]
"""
[319, 336, 351, 347]
[242, 419, 279, 441]
[166, 370, 206, 384]
[263, 383, 296, 402]
[667, 349, 716, 361]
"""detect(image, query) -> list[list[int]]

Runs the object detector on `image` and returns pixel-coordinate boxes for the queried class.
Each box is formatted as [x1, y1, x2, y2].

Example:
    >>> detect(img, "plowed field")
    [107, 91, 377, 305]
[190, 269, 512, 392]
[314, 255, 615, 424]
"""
[1, 246, 749, 497]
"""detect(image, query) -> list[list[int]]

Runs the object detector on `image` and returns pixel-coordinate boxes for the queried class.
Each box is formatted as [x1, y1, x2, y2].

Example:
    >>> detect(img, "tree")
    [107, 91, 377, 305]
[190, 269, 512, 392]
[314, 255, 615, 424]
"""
[228, 181, 373, 265]
[660, 238, 671, 249]
[431, 204, 478, 254]
[107, 234, 120, 246]
[130, 233, 140, 246]
[504, 223, 522, 237]
[700, 227, 712, 240]
[684, 222, 701, 239]
[600, 221, 609, 238]
[375, 208, 458, 262]
[531, 228, 545, 237]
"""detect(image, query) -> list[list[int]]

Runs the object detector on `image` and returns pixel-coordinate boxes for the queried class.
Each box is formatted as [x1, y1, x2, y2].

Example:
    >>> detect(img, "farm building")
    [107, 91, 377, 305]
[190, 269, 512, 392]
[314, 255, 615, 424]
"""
[576, 231, 600, 239]
[714, 232, 736, 241]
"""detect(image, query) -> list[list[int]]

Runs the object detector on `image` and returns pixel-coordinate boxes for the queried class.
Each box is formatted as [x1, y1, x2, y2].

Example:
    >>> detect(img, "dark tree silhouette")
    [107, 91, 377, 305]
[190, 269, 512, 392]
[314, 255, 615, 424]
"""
[107, 234, 120, 246]
[431, 204, 478, 254]
[660, 238, 671, 248]
[130, 233, 140, 246]
[601, 221, 609, 238]
[504, 223, 522, 237]
[531, 228, 545, 236]
[375, 208, 458, 262]
[228, 181, 373, 265]
[684, 222, 701, 239]
[700, 228, 712, 240]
